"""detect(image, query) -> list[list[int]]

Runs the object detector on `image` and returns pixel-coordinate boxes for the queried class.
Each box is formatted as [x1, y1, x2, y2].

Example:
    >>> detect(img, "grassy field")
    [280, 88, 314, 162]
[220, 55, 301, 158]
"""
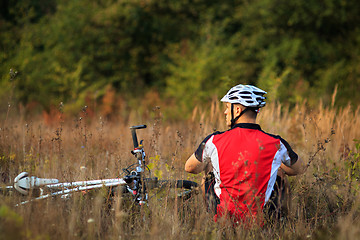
[1, 101, 360, 239]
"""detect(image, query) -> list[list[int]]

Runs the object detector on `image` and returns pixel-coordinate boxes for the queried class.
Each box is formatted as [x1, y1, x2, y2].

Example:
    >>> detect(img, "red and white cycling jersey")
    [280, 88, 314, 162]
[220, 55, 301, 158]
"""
[195, 123, 298, 223]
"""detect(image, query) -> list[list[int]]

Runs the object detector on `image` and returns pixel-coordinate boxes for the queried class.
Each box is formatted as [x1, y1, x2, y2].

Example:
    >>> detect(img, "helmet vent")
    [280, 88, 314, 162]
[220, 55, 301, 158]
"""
[241, 95, 252, 99]
[254, 91, 265, 95]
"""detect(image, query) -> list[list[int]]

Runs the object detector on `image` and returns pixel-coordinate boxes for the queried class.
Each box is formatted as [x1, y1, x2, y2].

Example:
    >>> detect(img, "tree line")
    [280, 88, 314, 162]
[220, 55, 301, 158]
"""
[1, 0, 359, 116]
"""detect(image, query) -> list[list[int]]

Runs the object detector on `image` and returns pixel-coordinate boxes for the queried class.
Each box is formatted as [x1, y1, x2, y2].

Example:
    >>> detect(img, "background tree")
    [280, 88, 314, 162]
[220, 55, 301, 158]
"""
[0, 0, 359, 116]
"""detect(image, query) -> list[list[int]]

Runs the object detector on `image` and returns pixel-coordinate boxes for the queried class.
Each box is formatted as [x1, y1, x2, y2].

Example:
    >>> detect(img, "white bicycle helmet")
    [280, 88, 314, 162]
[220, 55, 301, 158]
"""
[220, 84, 267, 108]
[221, 84, 267, 127]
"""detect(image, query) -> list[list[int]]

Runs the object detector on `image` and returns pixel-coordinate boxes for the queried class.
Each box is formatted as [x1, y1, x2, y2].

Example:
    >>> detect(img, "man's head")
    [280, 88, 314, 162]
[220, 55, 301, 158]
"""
[221, 84, 267, 128]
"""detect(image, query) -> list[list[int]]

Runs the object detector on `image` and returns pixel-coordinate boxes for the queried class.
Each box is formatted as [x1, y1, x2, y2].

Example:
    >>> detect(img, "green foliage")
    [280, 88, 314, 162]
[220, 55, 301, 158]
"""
[0, 204, 24, 239]
[165, 36, 239, 116]
[232, 0, 360, 105]
[346, 139, 360, 183]
[0, 0, 359, 114]
[147, 155, 163, 179]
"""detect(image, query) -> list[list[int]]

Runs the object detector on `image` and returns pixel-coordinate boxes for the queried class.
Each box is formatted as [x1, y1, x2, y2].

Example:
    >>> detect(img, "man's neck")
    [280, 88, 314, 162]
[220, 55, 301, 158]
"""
[235, 117, 256, 124]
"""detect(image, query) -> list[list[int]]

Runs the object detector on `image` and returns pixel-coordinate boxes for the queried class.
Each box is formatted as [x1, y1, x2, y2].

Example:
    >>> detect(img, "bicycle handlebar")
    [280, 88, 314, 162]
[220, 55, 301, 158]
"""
[130, 125, 147, 148]
[130, 125, 147, 130]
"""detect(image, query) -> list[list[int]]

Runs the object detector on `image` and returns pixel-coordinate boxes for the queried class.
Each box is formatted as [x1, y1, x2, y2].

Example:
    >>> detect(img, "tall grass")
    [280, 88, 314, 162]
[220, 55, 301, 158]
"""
[1, 102, 360, 239]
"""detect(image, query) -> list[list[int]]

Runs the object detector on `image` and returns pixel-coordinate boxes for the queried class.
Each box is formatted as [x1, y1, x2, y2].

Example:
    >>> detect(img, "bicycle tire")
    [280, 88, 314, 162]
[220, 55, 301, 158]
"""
[144, 178, 198, 201]
[111, 178, 198, 204]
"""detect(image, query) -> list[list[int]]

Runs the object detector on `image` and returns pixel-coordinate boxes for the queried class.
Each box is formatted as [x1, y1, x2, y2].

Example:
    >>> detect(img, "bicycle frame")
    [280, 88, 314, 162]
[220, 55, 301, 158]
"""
[10, 125, 151, 206]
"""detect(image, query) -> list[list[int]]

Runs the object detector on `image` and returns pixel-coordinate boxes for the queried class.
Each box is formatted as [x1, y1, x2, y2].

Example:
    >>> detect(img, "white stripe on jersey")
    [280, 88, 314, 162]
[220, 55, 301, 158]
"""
[202, 135, 222, 198]
[264, 141, 290, 204]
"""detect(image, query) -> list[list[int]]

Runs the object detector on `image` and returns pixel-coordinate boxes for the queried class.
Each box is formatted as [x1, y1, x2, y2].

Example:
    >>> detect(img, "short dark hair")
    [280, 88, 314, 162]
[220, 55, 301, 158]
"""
[234, 103, 258, 119]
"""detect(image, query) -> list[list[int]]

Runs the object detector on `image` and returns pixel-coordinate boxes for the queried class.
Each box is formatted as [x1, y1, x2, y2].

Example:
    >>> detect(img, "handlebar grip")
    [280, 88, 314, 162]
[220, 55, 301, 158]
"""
[130, 125, 147, 130]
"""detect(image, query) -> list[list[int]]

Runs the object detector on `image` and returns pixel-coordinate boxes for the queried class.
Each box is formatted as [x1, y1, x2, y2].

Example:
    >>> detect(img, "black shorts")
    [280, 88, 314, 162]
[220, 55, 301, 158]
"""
[204, 172, 220, 214]
[263, 175, 287, 220]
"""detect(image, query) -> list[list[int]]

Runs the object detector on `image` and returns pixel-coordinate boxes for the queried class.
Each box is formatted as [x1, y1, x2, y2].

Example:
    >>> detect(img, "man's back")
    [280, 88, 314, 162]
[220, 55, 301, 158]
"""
[198, 123, 296, 222]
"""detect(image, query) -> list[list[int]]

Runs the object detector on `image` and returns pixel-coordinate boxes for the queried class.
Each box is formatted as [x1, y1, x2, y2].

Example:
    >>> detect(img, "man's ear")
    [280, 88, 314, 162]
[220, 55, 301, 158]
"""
[234, 104, 242, 115]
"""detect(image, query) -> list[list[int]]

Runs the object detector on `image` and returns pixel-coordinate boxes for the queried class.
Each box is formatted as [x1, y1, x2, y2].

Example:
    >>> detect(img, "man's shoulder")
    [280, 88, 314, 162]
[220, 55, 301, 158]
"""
[201, 130, 224, 143]
[258, 129, 289, 145]
[194, 131, 225, 162]
[258, 129, 299, 164]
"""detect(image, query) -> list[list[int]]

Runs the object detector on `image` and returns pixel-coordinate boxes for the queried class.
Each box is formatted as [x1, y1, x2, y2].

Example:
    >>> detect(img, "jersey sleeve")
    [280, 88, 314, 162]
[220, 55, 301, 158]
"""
[279, 137, 298, 166]
[194, 132, 220, 162]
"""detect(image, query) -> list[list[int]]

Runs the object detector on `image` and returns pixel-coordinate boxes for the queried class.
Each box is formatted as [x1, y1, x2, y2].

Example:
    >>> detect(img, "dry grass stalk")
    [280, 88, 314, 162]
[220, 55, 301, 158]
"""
[0, 102, 359, 239]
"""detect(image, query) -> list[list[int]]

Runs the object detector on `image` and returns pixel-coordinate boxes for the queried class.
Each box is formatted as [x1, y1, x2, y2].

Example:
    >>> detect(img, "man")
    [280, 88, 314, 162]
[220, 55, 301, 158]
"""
[185, 84, 304, 225]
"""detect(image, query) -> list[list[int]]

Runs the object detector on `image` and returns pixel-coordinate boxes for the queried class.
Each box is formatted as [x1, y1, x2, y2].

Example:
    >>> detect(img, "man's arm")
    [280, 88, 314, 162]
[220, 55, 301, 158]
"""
[185, 153, 204, 174]
[280, 157, 305, 176]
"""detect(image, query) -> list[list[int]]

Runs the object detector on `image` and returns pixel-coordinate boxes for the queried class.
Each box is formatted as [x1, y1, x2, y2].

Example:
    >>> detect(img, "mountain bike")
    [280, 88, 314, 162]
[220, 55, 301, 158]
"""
[3, 125, 198, 207]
